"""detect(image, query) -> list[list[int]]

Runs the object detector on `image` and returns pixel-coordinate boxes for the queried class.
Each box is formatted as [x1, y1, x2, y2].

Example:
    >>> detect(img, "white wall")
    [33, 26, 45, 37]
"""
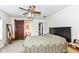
[0, 19, 2, 40]
[0, 10, 11, 48]
[31, 19, 45, 36]
[11, 18, 45, 37]
[45, 6, 79, 41]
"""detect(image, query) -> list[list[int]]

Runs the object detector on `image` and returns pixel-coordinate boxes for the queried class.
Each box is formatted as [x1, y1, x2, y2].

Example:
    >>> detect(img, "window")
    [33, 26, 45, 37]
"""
[38, 22, 43, 36]
[0, 18, 2, 40]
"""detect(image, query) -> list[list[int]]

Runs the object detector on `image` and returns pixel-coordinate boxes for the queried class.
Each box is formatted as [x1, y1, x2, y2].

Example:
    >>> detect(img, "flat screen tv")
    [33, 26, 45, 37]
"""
[49, 27, 71, 42]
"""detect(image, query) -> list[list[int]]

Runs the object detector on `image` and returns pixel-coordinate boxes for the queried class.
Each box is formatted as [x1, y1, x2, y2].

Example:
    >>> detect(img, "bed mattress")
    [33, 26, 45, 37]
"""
[22, 34, 67, 53]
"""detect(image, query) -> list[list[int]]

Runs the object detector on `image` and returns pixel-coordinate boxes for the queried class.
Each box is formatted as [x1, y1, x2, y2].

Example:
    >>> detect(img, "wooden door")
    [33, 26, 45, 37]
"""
[15, 20, 24, 40]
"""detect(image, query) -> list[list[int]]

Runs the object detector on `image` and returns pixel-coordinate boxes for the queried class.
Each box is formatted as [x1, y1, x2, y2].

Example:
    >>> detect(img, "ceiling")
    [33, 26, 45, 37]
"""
[0, 5, 68, 18]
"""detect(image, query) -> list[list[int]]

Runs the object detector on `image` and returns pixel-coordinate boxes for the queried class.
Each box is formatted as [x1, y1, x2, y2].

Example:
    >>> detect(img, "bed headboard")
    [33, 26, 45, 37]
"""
[49, 27, 71, 42]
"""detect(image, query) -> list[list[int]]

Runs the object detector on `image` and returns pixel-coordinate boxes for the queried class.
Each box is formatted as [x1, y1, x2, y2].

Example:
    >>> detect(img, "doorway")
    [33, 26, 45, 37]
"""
[15, 20, 24, 40]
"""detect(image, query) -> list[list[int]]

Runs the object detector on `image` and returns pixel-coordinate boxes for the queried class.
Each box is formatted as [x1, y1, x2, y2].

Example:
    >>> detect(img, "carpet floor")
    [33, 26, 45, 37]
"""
[0, 40, 24, 53]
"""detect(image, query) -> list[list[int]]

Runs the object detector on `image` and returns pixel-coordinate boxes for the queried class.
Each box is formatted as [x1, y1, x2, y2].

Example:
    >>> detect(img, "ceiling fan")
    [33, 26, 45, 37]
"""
[19, 5, 41, 17]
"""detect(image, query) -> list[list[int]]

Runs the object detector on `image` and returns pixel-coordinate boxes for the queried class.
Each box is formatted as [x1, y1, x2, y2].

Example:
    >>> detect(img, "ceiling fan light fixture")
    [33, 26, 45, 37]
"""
[28, 12, 31, 17]
[27, 12, 34, 18]
[31, 14, 33, 17]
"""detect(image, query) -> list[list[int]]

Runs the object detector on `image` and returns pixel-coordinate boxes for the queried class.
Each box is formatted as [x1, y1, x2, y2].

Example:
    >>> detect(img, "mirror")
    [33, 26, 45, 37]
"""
[6, 24, 14, 44]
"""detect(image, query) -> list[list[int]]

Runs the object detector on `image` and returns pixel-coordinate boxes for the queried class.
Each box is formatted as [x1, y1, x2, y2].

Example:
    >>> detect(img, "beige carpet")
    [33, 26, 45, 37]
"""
[0, 40, 24, 53]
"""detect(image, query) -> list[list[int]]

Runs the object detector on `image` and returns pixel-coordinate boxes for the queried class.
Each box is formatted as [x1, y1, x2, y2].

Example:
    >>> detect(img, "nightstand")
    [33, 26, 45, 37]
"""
[67, 43, 79, 53]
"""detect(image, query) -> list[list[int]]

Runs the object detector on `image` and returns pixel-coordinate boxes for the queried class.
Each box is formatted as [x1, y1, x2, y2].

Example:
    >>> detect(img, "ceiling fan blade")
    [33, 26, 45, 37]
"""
[23, 12, 28, 15]
[34, 11, 41, 14]
[19, 7, 28, 11]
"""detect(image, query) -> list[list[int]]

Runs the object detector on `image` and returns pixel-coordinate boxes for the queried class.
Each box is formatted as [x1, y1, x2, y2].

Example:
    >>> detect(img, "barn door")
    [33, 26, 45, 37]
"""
[15, 20, 24, 40]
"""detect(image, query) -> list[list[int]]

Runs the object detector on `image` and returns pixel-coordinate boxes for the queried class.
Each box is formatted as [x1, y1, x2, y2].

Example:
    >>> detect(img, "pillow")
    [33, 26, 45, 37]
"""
[44, 33, 53, 36]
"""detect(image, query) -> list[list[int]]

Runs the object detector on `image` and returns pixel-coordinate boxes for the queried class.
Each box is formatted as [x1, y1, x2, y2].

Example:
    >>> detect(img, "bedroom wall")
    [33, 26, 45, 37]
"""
[44, 6, 79, 41]
[11, 18, 45, 38]
[31, 19, 45, 36]
[0, 10, 11, 48]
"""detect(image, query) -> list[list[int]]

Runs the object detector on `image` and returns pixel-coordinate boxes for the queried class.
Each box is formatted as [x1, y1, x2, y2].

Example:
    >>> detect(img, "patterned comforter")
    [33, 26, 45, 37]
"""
[22, 34, 67, 53]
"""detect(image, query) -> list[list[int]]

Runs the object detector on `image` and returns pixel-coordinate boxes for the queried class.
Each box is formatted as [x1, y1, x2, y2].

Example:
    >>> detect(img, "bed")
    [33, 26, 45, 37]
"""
[22, 34, 67, 53]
